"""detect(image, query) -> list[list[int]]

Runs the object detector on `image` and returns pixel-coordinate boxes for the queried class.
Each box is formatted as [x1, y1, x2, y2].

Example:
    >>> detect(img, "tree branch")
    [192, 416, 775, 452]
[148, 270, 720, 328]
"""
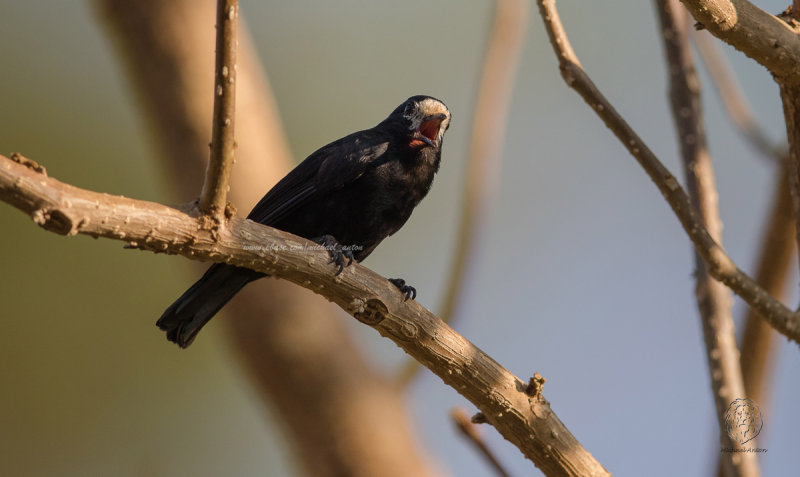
[681, 0, 800, 302]
[536, 0, 800, 345]
[0, 152, 609, 476]
[779, 83, 800, 282]
[691, 23, 792, 474]
[739, 167, 794, 405]
[199, 0, 238, 219]
[398, 0, 529, 387]
[451, 408, 511, 477]
[656, 1, 758, 475]
[712, 165, 794, 477]
[679, 0, 800, 80]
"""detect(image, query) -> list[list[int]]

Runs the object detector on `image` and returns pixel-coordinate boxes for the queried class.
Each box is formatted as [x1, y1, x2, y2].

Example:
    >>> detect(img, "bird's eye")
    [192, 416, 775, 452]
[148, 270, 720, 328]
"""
[403, 103, 415, 115]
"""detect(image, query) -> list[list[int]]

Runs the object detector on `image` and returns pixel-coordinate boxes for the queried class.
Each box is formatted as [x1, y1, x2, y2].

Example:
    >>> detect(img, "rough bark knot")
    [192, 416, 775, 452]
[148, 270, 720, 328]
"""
[350, 297, 388, 325]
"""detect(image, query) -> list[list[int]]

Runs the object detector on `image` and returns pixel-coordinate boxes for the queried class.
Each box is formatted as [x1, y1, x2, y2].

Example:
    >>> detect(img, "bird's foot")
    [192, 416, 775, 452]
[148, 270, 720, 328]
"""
[388, 278, 416, 301]
[313, 234, 355, 275]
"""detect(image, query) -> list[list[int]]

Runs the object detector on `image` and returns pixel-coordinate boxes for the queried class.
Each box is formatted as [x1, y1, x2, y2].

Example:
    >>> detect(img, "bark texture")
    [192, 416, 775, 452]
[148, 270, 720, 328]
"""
[656, 1, 758, 475]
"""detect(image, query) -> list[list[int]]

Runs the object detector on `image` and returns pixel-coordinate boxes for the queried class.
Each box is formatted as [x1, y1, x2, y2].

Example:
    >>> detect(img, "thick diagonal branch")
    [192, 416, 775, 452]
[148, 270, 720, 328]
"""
[679, 0, 800, 80]
[537, 0, 800, 344]
[656, 1, 758, 475]
[0, 153, 609, 477]
[200, 0, 238, 218]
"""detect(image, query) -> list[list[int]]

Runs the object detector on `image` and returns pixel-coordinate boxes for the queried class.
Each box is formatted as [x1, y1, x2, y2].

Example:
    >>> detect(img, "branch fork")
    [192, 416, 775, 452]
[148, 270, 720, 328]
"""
[537, 0, 800, 346]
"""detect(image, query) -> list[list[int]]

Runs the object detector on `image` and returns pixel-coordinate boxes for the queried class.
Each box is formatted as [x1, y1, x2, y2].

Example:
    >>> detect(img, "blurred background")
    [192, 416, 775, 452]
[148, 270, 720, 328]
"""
[0, 0, 797, 475]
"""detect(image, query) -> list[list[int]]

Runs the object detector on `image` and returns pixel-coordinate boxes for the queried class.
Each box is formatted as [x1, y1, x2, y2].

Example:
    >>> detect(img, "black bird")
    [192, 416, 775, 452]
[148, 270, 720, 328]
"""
[157, 95, 451, 347]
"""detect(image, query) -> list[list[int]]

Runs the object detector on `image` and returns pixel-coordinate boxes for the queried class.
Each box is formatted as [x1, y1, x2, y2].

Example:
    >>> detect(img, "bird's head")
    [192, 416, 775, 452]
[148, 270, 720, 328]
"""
[385, 95, 451, 149]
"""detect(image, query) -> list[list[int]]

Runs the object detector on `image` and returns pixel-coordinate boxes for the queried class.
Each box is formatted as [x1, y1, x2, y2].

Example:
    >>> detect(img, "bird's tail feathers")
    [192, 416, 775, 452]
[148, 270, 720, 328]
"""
[156, 263, 258, 348]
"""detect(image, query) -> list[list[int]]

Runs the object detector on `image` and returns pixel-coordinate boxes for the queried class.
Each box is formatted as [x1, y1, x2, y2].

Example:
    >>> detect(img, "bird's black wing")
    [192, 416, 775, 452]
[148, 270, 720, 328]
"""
[246, 129, 390, 226]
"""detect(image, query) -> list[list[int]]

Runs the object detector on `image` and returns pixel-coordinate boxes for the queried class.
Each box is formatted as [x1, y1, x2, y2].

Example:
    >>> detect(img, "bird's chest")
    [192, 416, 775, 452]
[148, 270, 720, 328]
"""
[368, 159, 435, 217]
[301, 155, 437, 259]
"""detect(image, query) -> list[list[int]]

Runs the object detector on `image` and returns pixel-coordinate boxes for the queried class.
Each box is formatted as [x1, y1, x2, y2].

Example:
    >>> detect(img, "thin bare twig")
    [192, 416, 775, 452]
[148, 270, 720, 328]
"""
[713, 166, 794, 477]
[656, 1, 758, 475]
[451, 408, 512, 477]
[779, 82, 800, 285]
[536, 0, 800, 345]
[685, 8, 794, 476]
[0, 153, 610, 477]
[199, 0, 238, 219]
[398, 0, 529, 387]
[689, 7, 794, 475]
[692, 29, 780, 160]
[682, 1, 800, 272]
[690, 13, 792, 474]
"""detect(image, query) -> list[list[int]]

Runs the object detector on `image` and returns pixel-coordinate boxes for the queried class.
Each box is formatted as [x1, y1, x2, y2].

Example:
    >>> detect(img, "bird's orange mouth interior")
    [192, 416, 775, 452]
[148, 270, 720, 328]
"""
[419, 118, 442, 142]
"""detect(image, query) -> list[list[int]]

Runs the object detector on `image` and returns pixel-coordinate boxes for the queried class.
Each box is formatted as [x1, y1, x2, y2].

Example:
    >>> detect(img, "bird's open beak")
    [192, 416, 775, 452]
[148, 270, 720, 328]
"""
[423, 113, 448, 122]
[413, 133, 436, 148]
[413, 113, 447, 148]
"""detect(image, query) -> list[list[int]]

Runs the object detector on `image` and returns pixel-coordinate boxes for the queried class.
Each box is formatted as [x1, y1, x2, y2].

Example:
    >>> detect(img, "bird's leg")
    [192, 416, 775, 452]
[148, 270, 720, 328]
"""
[312, 234, 355, 275]
[388, 278, 416, 301]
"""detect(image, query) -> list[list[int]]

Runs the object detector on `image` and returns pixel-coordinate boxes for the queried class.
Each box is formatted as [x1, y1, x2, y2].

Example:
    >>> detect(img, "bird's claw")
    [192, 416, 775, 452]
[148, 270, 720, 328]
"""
[331, 248, 355, 275]
[388, 278, 416, 301]
[313, 234, 354, 275]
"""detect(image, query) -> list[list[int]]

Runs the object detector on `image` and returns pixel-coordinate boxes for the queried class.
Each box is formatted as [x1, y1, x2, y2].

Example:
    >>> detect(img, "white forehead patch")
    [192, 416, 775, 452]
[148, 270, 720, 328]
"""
[404, 98, 451, 137]
[418, 98, 450, 118]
